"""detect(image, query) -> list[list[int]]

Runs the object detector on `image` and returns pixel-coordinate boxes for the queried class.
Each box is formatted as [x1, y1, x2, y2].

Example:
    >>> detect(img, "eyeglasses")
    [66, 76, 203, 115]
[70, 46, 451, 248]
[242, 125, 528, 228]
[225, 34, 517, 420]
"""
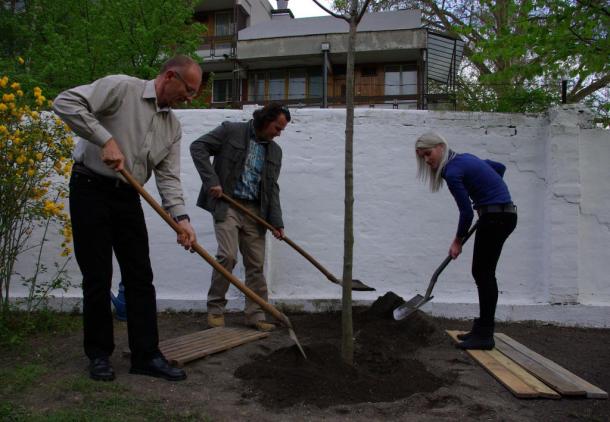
[173, 71, 198, 97]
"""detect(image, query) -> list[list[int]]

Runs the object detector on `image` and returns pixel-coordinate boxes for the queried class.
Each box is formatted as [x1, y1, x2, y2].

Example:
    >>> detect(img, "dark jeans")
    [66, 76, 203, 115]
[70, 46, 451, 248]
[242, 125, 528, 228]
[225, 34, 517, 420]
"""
[471, 211, 517, 326]
[69, 171, 160, 363]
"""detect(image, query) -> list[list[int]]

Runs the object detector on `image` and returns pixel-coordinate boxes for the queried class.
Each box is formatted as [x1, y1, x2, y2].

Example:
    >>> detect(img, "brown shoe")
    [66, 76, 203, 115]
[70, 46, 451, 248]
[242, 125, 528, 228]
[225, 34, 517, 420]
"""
[250, 321, 276, 332]
[207, 313, 225, 328]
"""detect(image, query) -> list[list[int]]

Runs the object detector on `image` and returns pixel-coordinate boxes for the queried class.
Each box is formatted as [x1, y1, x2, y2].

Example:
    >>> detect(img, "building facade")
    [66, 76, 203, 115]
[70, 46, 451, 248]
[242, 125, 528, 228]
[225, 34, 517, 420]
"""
[194, 0, 463, 109]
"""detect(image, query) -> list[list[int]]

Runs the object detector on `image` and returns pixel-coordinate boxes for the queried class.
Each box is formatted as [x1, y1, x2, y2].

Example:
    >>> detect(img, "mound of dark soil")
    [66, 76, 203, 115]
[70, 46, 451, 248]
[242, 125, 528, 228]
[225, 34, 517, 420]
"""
[235, 294, 451, 409]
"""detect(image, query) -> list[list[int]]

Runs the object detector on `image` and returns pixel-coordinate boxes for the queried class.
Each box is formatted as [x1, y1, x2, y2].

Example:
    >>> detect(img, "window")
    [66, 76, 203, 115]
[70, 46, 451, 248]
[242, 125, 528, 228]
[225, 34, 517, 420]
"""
[288, 70, 306, 100]
[248, 72, 266, 101]
[361, 67, 377, 77]
[334, 65, 346, 76]
[215, 12, 233, 36]
[308, 70, 322, 99]
[246, 68, 327, 101]
[384, 65, 417, 95]
[213, 80, 232, 103]
[268, 70, 285, 101]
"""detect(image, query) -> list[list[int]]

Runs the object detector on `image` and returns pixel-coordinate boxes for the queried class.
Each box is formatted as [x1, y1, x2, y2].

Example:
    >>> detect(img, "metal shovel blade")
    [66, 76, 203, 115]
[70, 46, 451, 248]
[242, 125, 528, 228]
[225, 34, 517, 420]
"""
[351, 279, 376, 291]
[393, 294, 432, 320]
[288, 328, 307, 359]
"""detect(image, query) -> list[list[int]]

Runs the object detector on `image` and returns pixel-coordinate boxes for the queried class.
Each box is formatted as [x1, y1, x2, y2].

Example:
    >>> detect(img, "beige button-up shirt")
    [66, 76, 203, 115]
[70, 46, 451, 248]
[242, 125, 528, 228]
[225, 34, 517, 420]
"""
[53, 75, 186, 217]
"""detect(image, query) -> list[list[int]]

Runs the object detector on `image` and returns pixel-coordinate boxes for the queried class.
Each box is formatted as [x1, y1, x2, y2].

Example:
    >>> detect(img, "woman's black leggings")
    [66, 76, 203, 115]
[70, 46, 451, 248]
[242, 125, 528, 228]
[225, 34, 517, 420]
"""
[471, 211, 517, 326]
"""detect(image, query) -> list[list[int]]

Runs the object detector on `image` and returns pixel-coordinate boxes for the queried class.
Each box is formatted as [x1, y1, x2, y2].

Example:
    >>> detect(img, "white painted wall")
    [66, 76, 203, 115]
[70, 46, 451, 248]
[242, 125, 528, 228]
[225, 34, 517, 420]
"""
[10, 105, 610, 326]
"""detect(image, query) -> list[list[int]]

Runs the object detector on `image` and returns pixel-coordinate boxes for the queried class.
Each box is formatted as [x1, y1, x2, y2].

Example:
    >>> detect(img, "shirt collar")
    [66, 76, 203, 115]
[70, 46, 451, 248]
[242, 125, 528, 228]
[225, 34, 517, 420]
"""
[441, 149, 457, 176]
[249, 120, 269, 144]
[143, 79, 170, 112]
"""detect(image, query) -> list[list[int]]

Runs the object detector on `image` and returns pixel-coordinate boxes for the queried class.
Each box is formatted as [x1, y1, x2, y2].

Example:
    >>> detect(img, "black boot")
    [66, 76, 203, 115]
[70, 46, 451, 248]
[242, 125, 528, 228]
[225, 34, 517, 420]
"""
[457, 318, 480, 341]
[89, 357, 115, 381]
[457, 322, 494, 350]
[130, 355, 187, 381]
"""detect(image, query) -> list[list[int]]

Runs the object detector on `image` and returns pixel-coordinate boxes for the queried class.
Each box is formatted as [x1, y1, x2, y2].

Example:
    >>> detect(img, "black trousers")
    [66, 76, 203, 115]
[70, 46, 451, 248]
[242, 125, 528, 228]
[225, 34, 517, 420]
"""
[471, 211, 517, 326]
[69, 172, 159, 363]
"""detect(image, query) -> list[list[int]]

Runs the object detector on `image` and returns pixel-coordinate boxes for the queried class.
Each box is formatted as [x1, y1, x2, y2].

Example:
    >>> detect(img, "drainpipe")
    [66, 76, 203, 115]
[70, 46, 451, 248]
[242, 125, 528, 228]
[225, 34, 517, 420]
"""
[321, 42, 331, 108]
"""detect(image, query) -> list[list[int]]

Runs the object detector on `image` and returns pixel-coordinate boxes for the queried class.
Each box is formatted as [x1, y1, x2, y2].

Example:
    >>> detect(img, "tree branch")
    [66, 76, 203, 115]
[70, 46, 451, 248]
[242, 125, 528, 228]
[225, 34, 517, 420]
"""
[312, 0, 347, 21]
[356, 0, 373, 23]
[570, 73, 610, 102]
[462, 44, 493, 76]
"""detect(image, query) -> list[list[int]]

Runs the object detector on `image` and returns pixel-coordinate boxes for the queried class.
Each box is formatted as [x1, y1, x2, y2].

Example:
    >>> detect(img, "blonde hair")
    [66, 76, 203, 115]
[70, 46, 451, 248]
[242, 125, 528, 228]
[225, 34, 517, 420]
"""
[415, 131, 450, 192]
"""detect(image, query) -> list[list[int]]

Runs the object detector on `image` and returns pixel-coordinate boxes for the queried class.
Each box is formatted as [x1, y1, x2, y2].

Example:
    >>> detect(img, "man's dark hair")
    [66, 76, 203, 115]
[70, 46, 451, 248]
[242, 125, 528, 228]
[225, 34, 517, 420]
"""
[253, 102, 291, 131]
[160, 55, 199, 73]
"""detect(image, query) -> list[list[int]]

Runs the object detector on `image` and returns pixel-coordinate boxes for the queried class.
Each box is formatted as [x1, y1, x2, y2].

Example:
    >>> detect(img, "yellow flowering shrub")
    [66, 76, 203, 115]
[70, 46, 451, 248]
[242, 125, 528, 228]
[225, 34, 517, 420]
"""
[0, 75, 74, 313]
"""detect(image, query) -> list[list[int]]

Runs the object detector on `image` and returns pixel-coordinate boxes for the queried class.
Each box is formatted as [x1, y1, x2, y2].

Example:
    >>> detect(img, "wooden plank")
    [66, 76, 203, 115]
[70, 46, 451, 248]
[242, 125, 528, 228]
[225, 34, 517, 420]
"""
[446, 331, 540, 398]
[165, 329, 269, 367]
[165, 331, 267, 357]
[493, 335, 585, 396]
[160, 327, 240, 348]
[160, 329, 246, 353]
[170, 334, 267, 364]
[486, 349, 560, 399]
[495, 333, 607, 399]
[123, 327, 270, 365]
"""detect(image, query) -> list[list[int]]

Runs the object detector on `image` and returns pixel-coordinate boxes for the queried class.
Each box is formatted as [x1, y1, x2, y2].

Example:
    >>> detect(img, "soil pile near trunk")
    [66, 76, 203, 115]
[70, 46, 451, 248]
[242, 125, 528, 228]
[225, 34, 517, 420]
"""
[235, 295, 450, 409]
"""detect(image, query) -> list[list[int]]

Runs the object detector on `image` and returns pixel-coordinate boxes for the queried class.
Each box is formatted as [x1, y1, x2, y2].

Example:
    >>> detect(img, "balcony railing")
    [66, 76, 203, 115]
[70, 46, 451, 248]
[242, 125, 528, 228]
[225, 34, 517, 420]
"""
[198, 35, 235, 58]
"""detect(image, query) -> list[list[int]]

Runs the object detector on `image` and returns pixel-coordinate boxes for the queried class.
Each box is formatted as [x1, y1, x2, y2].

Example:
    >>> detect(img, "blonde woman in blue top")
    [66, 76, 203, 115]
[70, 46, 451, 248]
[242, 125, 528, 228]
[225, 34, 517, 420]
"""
[415, 132, 517, 350]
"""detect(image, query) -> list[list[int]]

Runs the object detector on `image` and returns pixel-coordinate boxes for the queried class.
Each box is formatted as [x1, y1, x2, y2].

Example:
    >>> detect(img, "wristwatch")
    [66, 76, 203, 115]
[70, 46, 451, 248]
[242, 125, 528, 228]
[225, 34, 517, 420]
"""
[174, 214, 190, 223]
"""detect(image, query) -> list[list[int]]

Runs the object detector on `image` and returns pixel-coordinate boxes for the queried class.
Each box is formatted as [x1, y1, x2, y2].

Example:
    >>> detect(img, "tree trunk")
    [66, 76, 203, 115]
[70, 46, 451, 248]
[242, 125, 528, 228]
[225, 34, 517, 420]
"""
[341, 0, 359, 366]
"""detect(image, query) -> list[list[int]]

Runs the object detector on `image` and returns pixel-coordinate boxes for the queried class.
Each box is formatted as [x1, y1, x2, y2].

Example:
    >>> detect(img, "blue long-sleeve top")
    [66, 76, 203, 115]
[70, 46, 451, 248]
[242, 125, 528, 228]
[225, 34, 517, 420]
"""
[442, 153, 512, 238]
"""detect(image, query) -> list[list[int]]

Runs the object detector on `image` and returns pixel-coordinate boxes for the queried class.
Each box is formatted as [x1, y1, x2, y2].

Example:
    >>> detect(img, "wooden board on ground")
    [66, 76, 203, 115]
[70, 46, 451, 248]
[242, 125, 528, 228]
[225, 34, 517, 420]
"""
[446, 330, 560, 399]
[494, 333, 607, 399]
[123, 327, 270, 367]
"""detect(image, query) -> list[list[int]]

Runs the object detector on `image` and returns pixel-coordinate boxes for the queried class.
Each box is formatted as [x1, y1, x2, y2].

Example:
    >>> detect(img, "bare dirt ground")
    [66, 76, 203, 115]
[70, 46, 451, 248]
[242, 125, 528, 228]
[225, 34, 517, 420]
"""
[2, 306, 609, 421]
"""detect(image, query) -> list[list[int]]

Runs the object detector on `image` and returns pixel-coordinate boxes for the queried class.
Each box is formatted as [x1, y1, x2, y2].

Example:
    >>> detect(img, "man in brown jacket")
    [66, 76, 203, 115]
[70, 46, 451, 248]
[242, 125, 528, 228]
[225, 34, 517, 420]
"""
[190, 103, 290, 331]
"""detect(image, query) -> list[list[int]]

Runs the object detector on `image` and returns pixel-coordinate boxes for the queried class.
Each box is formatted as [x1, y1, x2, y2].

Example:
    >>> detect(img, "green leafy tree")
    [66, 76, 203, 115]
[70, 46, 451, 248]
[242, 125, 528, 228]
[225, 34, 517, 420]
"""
[0, 0, 205, 98]
[368, 0, 609, 115]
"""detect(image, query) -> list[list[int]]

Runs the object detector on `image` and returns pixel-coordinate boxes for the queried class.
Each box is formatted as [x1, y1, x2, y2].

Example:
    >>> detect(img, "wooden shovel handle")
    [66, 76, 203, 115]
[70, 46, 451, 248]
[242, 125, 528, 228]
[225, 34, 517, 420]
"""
[221, 193, 341, 285]
[119, 169, 289, 327]
[424, 221, 479, 299]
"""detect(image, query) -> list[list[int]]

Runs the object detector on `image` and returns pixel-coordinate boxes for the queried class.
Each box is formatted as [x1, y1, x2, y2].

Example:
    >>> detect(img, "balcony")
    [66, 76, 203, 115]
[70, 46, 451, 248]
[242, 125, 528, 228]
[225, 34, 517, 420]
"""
[197, 35, 235, 59]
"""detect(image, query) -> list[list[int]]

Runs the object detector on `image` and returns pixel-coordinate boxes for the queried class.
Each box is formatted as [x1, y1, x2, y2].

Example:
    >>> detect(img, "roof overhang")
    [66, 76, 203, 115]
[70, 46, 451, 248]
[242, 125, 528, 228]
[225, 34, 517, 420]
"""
[236, 29, 427, 69]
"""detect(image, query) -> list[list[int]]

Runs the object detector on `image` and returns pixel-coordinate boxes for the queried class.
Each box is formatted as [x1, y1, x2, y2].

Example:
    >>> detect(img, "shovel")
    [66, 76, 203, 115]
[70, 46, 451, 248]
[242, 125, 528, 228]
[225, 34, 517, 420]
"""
[119, 169, 307, 359]
[221, 193, 375, 292]
[393, 221, 479, 320]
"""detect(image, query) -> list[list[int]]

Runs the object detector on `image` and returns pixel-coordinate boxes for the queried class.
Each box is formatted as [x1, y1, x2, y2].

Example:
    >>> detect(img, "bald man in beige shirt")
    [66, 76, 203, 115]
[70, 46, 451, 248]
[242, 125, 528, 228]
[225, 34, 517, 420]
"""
[53, 55, 200, 382]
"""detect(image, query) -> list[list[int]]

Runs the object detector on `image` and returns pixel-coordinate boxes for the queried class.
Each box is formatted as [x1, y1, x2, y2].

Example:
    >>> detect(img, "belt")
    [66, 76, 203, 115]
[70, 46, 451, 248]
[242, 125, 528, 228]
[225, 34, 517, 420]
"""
[477, 203, 517, 215]
[72, 163, 132, 189]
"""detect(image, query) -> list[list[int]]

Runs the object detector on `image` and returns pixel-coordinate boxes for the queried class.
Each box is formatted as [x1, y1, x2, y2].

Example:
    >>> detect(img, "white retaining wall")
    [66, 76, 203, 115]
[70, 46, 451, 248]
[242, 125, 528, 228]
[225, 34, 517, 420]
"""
[10, 105, 610, 326]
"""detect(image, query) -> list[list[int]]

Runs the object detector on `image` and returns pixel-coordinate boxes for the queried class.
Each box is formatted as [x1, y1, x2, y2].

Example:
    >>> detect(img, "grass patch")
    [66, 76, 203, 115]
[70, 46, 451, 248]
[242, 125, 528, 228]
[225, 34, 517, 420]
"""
[0, 309, 81, 349]
[11, 375, 210, 421]
[0, 363, 48, 394]
[62, 374, 129, 395]
[0, 395, 209, 422]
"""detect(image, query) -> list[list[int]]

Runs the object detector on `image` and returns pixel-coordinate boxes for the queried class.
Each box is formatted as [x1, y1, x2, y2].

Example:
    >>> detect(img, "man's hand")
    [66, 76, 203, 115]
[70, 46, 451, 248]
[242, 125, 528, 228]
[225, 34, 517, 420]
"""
[449, 238, 462, 259]
[272, 228, 285, 240]
[208, 185, 223, 198]
[102, 138, 125, 171]
[177, 220, 196, 250]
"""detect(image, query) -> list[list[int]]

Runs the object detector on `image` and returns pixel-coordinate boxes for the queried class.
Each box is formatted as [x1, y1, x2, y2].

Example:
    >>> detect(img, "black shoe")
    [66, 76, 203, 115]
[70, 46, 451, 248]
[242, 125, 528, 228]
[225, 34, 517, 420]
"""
[457, 318, 480, 341]
[130, 356, 186, 381]
[456, 322, 495, 350]
[89, 357, 115, 381]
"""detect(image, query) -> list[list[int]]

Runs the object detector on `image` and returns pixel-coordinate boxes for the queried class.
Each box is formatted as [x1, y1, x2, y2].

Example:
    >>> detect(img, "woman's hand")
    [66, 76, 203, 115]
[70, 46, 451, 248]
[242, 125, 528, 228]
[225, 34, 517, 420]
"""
[449, 238, 462, 259]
